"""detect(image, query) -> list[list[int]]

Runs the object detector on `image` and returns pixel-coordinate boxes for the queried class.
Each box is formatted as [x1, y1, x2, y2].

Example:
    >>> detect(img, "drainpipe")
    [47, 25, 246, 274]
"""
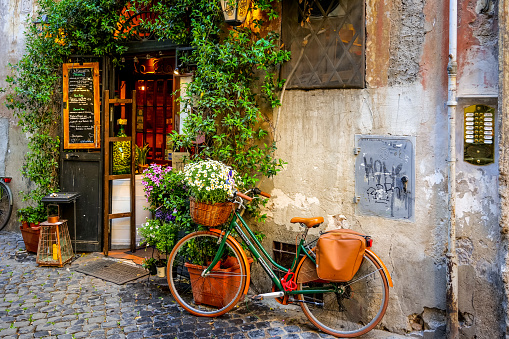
[446, 0, 459, 338]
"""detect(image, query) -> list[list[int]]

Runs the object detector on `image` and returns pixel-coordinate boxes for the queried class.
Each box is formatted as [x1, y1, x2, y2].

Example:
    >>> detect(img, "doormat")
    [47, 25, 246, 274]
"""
[74, 259, 149, 285]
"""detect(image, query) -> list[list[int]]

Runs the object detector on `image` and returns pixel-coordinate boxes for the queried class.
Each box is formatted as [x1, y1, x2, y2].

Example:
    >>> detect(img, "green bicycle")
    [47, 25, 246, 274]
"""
[166, 188, 393, 338]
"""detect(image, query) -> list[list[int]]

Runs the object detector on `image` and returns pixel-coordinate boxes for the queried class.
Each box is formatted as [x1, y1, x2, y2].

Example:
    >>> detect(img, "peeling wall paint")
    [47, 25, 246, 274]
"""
[0, 0, 34, 231]
[0, 0, 505, 337]
[261, 0, 503, 337]
[457, 0, 499, 95]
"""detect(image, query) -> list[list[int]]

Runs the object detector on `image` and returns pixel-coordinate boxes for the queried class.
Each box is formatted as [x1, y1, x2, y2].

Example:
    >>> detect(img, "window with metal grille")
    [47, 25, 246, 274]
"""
[273, 241, 305, 279]
[281, 0, 365, 89]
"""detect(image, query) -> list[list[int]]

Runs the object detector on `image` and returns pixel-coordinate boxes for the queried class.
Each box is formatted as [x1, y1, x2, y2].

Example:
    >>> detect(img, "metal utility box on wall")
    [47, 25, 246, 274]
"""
[354, 135, 415, 221]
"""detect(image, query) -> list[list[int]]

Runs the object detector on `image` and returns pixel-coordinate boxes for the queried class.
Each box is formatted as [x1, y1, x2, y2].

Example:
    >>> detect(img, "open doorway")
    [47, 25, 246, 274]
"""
[116, 52, 177, 164]
[106, 51, 178, 250]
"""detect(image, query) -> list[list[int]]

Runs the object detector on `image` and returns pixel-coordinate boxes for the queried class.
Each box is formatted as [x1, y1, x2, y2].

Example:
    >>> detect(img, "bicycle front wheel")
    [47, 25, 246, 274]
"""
[295, 251, 389, 337]
[167, 230, 248, 317]
[0, 181, 12, 231]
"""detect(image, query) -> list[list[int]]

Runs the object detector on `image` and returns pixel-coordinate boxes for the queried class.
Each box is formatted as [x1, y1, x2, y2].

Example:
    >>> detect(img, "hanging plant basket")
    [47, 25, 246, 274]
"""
[189, 197, 234, 227]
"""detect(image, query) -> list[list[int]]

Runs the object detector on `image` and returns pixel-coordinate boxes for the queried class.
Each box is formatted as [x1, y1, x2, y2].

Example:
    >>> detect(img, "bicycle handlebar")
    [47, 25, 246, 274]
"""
[259, 191, 271, 198]
[252, 187, 271, 198]
[236, 192, 252, 201]
[234, 188, 271, 202]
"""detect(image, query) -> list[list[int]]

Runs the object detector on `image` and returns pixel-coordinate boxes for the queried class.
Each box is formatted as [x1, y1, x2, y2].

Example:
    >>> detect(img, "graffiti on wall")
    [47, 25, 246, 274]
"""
[355, 136, 415, 220]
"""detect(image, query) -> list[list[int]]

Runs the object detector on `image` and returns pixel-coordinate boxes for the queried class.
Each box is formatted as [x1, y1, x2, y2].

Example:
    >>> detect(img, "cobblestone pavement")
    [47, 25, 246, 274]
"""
[0, 231, 410, 339]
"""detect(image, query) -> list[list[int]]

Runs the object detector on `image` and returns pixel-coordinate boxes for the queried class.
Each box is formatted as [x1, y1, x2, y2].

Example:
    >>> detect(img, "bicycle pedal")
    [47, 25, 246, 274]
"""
[251, 291, 284, 301]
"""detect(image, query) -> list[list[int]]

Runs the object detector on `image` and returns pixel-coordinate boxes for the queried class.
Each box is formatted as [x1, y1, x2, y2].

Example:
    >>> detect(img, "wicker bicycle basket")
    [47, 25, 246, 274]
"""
[189, 197, 234, 227]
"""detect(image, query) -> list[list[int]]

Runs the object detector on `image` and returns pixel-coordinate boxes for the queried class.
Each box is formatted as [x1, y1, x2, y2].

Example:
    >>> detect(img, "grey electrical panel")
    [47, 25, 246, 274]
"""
[354, 135, 415, 221]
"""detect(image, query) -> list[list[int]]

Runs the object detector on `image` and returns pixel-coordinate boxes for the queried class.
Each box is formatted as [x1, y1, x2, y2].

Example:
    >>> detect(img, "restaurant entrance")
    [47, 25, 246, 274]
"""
[116, 53, 177, 163]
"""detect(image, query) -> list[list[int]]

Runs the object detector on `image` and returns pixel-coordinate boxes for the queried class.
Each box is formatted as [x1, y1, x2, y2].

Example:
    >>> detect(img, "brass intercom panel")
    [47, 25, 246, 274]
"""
[464, 104, 495, 165]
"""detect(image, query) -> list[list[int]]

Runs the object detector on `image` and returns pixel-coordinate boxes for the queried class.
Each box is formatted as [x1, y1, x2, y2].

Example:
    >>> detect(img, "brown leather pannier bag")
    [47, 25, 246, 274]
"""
[316, 229, 368, 282]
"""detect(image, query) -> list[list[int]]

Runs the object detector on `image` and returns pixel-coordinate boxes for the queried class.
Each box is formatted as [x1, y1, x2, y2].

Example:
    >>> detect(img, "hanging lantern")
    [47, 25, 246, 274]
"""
[220, 0, 251, 26]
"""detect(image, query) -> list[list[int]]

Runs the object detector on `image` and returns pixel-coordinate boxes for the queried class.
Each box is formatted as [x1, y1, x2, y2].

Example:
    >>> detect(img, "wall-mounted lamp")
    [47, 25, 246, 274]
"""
[33, 14, 49, 35]
[220, 0, 251, 26]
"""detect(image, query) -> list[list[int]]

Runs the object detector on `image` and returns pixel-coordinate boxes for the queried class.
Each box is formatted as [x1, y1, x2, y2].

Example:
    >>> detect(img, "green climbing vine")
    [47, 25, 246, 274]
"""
[4, 0, 289, 221]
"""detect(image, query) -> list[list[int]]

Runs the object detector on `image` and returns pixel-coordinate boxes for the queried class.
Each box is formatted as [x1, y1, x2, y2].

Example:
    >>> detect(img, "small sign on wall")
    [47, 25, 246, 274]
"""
[354, 135, 415, 221]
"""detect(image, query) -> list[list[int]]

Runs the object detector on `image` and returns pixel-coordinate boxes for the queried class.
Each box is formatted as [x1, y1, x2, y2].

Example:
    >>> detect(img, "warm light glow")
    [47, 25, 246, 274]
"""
[220, 0, 251, 26]
[140, 85, 145, 91]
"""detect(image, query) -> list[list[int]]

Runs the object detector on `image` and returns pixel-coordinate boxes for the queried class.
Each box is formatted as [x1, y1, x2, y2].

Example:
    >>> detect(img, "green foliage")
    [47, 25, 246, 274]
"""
[139, 0, 290, 191]
[141, 257, 156, 272]
[135, 143, 150, 166]
[138, 218, 178, 256]
[141, 164, 191, 227]
[17, 204, 46, 223]
[4, 0, 132, 206]
[139, 165, 193, 253]
[171, 27, 290, 189]
[4, 0, 287, 225]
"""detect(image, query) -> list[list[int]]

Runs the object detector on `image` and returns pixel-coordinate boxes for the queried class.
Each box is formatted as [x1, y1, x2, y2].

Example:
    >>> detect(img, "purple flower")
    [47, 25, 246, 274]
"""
[154, 208, 177, 223]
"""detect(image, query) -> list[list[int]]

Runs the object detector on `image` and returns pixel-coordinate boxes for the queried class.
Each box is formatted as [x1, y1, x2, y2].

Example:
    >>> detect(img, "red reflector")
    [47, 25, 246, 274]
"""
[367, 239, 373, 247]
[3, 178, 11, 183]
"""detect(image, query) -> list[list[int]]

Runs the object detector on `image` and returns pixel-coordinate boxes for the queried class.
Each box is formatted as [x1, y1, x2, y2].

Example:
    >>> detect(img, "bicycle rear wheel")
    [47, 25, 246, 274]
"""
[295, 251, 389, 337]
[167, 230, 248, 317]
[0, 181, 12, 231]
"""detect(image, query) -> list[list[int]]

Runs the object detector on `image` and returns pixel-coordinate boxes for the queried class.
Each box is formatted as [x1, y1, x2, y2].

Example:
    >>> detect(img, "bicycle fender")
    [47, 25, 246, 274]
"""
[365, 249, 393, 287]
[208, 228, 252, 295]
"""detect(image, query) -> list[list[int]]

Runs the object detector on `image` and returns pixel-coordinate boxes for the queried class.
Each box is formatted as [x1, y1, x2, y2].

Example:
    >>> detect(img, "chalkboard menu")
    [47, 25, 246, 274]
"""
[63, 63, 100, 149]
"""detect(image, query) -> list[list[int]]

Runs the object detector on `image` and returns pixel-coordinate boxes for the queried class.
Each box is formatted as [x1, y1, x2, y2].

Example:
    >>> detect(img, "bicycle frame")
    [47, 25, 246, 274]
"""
[202, 208, 336, 296]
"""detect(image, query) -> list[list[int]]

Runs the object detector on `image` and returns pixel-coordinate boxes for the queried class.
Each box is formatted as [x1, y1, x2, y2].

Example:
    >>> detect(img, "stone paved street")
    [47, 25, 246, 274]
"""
[0, 231, 410, 339]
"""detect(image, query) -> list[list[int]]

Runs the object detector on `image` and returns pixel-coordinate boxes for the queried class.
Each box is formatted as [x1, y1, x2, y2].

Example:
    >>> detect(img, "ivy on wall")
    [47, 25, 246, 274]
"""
[4, 0, 289, 220]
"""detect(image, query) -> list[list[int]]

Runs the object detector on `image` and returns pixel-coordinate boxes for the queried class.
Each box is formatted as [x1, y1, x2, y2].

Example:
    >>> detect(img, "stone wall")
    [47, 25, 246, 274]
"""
[0, 0, 33, 231]
[253, 0, 504, 337]
[0, 0, 505, 336]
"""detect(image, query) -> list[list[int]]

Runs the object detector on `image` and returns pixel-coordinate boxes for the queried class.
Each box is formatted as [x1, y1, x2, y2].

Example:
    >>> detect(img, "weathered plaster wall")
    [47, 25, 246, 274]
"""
[0, 0, 34, 231]
[254, 0, 503, 337]
[458, 0, 498, 96]
[499, 0, 509, 334]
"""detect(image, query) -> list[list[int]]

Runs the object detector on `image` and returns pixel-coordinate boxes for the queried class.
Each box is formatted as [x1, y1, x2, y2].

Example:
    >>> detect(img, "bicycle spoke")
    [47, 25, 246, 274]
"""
[167, 231, 248, 317]
[296, 252, 389, 337]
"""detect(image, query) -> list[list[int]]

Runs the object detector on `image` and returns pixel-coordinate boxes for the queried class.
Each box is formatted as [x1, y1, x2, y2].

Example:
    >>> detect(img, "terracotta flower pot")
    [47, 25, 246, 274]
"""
[185, 257, 253, 308]
[20, 225, 40, 253]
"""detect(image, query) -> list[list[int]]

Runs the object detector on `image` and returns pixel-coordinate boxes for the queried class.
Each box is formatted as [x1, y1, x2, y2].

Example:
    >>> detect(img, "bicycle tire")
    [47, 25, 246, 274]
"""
[167, 230, 248, 317]
[0, 181, 13, 231]
[295, 250, 389, 337]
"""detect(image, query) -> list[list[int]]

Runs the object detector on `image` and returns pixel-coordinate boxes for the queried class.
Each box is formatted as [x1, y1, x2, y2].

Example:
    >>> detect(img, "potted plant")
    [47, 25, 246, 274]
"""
[155, 258, 167, 278]
[17, 207, 30, 229]
[136, 143, 150, 174]
[138, 164, 193, 276]
[18, 204, 45, 253]
[141, 257, 157, 275]
[138, 218, 176, 275]
[184, 252, 253, 308]
[183, 159, 240, 227]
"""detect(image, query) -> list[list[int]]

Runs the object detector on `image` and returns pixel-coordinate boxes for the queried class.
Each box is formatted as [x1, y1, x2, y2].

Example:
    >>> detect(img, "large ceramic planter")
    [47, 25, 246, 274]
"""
[185, 257, 253, 308]
[20, 225, 40, 253]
